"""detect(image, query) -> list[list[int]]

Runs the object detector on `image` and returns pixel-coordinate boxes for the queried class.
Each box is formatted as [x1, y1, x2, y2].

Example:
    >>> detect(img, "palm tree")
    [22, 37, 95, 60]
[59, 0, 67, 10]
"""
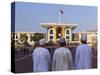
[30, 33, 43, 42]
[20, 33, 28, 44]
[32, 35, 41, 42]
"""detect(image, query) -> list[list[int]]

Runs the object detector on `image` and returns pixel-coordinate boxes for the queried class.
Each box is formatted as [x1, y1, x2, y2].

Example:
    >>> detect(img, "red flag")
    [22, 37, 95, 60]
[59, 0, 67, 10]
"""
[60, 9, 64, 14]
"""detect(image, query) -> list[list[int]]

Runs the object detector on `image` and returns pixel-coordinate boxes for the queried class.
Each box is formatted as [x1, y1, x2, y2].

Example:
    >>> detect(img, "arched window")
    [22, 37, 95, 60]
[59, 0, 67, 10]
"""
[66, 36, 69, 39]
[13, 35, 15, 39]
[50, 29, 53, 34]
[16, 35, 18, 39]
[66, 29, 69, 34]
[49, 36, 53, 39]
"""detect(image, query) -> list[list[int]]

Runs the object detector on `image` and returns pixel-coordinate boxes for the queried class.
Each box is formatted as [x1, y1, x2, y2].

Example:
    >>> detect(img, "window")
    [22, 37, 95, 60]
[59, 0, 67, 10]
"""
[50, 36, 53, 39]
[50, 29, 53, 34]
[66, 36, 69, 39]
[13, 35, 15, 39]
[16, 35, 18, 39]
[15, 40, 18, 43]
[66, 30, 69, 34]
[72, 33, 79, 41]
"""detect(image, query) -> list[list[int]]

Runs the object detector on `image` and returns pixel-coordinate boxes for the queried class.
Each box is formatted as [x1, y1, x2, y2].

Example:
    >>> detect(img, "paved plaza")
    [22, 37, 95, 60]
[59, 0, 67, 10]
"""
[15, 46, 97, 73]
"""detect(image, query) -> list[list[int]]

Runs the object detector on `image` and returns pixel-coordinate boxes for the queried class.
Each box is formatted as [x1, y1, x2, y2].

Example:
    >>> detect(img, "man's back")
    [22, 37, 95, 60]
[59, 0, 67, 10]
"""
[33, 47, 51, 72]
[75, 44, 92, 69]
[52, 47, 73, 71]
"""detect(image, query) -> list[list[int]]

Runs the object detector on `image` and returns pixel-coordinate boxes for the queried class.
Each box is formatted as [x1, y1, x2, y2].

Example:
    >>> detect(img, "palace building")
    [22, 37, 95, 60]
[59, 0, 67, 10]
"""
[41, 23, 97, 47]
[77, 29, 97, 47]
[11, 32, 45, 45]
[41, 23, 77, 43]
[11, 24, 97, 48]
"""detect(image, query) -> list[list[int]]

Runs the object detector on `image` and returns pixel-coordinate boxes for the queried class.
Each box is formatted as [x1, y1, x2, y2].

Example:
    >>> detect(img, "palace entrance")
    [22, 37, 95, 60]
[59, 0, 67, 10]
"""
[56, 27, 62, 39]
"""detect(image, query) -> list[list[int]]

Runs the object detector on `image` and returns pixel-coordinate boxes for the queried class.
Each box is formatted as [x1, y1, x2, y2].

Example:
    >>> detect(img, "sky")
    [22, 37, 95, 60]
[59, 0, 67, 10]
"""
[14, 2, 97, 33]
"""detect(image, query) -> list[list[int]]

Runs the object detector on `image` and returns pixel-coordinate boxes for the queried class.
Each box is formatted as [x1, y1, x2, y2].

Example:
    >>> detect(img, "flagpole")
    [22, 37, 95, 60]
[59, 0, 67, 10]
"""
[59, 11, 61, 24]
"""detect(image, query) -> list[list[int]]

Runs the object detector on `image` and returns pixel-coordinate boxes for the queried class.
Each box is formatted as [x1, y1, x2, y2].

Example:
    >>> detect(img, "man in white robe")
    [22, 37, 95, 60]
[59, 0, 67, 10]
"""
[32, 39, 51, 72]
[52, 37, 73, 71]
[75, 34, 92, 69]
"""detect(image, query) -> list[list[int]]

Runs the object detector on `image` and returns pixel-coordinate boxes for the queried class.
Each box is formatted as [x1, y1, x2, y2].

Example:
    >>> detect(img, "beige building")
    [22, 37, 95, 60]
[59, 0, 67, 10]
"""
[11, 32, 45, 45]
[41, 23, 97, 47]
[77, 29, 97, 47]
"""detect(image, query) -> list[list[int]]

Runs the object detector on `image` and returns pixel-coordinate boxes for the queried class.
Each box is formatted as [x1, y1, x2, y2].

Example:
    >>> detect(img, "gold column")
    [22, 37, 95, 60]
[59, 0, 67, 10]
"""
[53, 26, 57, 43]
[62, 26, 65, 38]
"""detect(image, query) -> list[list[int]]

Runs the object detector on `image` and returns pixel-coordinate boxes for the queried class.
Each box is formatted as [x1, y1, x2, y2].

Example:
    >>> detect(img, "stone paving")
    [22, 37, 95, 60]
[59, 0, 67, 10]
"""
[15, 46, 97, 73]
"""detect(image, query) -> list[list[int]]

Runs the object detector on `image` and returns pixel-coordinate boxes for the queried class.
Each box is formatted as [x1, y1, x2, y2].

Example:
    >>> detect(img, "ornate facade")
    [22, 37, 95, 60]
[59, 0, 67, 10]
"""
[41, 23, 77, 42]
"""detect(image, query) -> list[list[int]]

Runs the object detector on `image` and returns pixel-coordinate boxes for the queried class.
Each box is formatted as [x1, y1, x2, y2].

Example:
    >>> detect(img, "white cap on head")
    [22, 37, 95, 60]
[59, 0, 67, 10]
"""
[81, 34, 87, 41]
[39, 39, 46, 45]
[59, 37, 66, 43]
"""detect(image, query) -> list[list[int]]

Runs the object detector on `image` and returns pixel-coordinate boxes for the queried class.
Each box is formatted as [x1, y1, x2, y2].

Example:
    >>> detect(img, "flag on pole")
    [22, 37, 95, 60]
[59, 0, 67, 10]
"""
[60, 9, 64, 14]
[59, 9, 64, 24]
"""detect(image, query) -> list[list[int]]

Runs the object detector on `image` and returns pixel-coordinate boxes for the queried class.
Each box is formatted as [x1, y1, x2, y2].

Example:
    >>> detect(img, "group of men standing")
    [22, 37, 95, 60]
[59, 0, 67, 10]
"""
[32, 34, 92, 72]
